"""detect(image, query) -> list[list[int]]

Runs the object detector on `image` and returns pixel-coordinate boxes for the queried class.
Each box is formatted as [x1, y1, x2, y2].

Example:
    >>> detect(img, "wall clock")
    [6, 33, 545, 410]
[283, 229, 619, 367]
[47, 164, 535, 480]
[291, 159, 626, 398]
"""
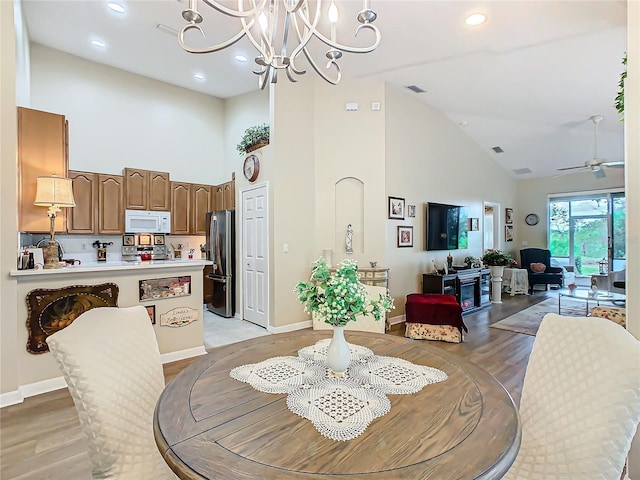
[525, 213, 539, 226]
[243, 154, 260, 182]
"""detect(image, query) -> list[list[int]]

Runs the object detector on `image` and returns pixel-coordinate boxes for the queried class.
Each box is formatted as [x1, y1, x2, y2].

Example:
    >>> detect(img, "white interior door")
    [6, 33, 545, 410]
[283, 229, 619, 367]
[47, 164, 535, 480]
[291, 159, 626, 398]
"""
[241, 183, 269, 328]
[483, 202, 500, 253]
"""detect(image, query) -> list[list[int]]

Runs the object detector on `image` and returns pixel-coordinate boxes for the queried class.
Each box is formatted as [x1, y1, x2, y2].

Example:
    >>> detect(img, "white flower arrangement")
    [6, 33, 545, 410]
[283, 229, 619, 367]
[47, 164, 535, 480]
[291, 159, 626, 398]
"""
[295, 258, 394, 327]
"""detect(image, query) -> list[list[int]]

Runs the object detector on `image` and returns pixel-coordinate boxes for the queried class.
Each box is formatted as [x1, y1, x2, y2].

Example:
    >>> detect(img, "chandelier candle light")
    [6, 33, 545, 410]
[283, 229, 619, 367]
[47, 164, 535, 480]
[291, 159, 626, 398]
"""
[178, 0, 381, 88]
[34, 174, 76, 269]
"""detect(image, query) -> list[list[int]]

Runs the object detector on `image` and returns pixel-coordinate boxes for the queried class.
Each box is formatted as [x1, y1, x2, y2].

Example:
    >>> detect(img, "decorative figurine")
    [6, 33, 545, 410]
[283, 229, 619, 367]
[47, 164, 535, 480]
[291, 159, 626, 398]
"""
[345, 224, 353, 254]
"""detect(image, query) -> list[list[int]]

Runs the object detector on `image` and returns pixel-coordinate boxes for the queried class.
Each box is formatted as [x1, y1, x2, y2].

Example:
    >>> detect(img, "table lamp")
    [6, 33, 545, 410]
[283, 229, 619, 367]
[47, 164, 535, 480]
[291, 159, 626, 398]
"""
[34, 174, 75, 269]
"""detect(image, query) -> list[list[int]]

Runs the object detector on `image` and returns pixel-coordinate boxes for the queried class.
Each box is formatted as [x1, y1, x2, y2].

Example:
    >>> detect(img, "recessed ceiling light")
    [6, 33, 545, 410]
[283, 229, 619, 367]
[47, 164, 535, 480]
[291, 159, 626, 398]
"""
[465, 13, 487, 26]
[106, 2, 125, 13]
[193, 73, 206, 81]
[235, 55, 248, 63]
[91, 39, 107, 48]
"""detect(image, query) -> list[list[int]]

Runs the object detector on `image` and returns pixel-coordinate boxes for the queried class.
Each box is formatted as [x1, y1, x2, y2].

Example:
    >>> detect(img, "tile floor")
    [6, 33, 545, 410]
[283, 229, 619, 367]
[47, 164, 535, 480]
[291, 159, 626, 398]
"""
[202, 307, 270, 350]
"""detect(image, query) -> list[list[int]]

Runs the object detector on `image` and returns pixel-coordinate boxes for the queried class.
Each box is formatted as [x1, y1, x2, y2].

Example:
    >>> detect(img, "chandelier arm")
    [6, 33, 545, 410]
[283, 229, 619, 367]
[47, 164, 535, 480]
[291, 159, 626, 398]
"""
[198, 0, 267, 18]
[287, 1, 323, 71]
[301, 46, 341, 85]
[179, 23, 249, 54]
[295, 15, 381, 54]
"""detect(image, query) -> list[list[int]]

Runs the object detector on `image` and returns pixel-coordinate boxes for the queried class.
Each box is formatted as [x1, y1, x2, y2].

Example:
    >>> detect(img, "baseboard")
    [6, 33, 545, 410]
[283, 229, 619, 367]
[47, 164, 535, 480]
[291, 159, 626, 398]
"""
[160, 346, 207, 364]
[1, 346, 207, 408]
[388, 313, 406, 325]
[267, 320, 312, 334]
[0, 390, 25, 408]
[1, 376, 68, 408]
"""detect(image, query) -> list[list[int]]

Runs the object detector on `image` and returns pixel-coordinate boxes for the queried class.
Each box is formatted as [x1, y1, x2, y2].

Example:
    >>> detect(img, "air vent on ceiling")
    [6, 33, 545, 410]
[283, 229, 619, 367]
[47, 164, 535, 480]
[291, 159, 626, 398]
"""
[513, 167, 532, 175]
[492, 146, 504, 153]
[406, 85, 426, 93]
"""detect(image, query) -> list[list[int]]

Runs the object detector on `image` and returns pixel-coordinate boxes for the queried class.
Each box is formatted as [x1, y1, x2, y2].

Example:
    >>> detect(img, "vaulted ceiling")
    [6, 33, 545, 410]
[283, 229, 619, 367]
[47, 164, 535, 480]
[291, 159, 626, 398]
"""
[21, 0, 627, 179]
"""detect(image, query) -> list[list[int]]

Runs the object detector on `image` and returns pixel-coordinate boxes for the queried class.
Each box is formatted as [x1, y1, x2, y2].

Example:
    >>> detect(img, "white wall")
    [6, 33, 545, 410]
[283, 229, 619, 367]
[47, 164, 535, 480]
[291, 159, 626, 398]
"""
[384, 85, 517, 314]
[224, 89, 269, 182]
[29, 44, 225, 184]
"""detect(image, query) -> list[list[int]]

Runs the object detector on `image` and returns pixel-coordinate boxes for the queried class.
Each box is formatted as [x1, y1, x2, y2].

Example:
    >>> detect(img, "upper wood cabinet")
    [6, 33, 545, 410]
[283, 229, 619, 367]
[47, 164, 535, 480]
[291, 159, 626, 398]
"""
[212, 185, 224, 212]
[67, 171, 123, 235]
[98, 174, 124, 234]
[123, 168, 170, 211]
[223, 178, 236, 210]
[67, 171, 97, 234]
[191, 184, 212, 235]
[171, 181, 191, 235]
[18, 107, 69, 233]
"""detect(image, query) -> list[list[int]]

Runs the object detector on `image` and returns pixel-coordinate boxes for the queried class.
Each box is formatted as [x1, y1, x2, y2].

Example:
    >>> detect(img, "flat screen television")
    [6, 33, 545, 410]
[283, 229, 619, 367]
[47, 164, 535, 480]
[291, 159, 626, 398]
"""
[426, 202, 462, 251]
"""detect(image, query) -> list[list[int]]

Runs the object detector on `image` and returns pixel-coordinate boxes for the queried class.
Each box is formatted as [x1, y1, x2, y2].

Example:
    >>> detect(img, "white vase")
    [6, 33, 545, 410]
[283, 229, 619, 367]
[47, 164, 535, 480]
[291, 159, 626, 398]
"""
[490, 265, 505, 304]
[327, 326, 350, 376]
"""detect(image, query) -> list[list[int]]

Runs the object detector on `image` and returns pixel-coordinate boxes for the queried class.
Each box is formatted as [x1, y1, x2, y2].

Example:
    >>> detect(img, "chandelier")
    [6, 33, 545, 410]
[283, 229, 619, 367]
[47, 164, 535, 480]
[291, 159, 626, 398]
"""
[178, 0, 381, 89]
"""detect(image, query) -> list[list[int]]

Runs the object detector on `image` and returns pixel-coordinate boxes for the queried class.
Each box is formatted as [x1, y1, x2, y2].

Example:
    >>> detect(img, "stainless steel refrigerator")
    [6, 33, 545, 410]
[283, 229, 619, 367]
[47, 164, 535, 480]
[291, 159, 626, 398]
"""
[206, 210, 235, 317]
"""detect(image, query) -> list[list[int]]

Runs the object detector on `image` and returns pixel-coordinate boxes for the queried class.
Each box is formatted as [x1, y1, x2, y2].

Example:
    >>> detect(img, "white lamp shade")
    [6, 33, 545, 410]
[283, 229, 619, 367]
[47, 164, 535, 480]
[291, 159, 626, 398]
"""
[34, 175, 76, 207]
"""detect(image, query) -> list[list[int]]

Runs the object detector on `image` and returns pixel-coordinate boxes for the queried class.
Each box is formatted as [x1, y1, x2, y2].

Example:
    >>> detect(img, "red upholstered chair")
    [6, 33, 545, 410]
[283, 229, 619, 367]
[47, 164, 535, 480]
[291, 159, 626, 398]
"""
[404, 293, 467, 343]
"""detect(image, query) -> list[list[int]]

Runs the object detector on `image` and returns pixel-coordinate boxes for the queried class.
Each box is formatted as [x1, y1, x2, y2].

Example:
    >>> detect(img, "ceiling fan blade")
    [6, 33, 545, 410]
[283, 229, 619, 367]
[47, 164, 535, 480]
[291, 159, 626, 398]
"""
[602, 161, 625, 168]
[593, 168, 606, 179]
[557, 165, 588, 171]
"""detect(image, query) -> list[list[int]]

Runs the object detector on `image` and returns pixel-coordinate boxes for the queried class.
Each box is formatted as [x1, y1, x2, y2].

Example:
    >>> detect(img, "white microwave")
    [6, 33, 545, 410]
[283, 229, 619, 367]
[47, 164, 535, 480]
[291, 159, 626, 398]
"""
[125, 210, 171, 233]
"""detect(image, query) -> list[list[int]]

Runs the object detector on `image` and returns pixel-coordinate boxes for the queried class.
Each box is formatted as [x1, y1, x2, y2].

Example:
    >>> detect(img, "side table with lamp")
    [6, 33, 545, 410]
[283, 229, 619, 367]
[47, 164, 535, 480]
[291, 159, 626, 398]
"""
[33, 174, 76, 269]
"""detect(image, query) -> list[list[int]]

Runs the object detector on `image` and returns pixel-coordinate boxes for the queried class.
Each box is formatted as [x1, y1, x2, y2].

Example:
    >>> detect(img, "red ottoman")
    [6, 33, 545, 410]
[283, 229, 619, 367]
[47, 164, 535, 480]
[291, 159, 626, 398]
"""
[405, 293, 467, 343]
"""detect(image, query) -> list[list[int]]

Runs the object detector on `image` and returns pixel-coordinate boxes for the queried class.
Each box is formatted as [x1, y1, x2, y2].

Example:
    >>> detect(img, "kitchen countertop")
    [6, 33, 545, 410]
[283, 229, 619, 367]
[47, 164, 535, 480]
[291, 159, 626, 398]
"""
[10, 259, 213, 277]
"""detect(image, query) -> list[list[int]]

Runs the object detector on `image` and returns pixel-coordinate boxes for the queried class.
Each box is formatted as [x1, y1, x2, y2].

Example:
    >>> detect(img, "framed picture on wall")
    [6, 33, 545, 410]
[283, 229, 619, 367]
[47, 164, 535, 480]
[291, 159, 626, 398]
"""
[505, 208, 514, 224]
[388, 196, 405, 219]
[469, 217, 479, 231]
[397, 226, 413, 247]
[407, 205, 416, 218]
[145, 305, 156, 324]
[505, 225, 514, 242]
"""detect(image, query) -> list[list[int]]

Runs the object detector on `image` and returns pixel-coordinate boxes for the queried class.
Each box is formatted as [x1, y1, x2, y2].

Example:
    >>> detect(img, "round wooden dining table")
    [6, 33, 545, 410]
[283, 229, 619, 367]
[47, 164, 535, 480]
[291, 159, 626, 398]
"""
[154, 330, 521, 480]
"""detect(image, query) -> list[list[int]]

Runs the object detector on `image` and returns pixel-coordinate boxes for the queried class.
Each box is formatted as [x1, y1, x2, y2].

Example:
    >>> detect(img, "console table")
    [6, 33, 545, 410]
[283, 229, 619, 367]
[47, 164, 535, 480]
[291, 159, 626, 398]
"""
[422, 268, 491, 315]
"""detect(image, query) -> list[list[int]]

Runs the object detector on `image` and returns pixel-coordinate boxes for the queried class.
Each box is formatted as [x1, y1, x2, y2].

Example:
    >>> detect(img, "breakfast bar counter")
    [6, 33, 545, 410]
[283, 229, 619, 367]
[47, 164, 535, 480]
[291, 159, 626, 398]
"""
[10, 259, 212, 277]
[5, 259, 211, 406]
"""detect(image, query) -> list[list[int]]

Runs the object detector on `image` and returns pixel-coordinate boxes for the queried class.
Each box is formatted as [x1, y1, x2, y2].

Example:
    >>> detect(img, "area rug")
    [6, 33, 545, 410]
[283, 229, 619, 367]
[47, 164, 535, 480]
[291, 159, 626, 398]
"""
[490, 296, 588, 336]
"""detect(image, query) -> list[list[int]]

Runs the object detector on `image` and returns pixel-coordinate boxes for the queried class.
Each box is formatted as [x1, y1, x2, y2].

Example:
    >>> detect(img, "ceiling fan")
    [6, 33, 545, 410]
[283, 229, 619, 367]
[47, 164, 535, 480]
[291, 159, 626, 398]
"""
[557, 115, 624, 179]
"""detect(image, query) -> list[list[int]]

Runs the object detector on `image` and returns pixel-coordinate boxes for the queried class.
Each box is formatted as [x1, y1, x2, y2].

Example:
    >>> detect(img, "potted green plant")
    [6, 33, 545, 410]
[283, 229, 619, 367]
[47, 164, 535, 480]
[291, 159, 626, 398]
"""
[295, 258, 393, 375]
[614, 53, 626, 120]
[481, 249, 514, 266]
[237, 123, 270, 154]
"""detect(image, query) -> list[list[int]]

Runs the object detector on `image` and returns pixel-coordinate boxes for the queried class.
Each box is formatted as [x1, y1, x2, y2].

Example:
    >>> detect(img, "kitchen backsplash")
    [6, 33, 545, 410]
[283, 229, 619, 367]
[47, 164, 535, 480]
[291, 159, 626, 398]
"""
[20, 233, 206, 264]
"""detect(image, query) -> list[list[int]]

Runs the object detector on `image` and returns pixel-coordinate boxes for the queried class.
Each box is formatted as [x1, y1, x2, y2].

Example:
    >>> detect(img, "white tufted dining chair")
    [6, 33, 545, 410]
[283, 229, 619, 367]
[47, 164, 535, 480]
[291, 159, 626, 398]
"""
[503, 313, 640, 480]
[46, 306, 177, 479]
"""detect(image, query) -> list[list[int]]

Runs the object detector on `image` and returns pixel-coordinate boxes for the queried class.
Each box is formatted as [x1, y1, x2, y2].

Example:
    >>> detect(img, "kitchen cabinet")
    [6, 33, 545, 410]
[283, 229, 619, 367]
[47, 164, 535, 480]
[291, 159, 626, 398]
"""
[67, 171, 97, 234]
[98, 174, 124, 234]
[171, 181, 191, 235]
[191, 184, 212, 235]
[67, 172, 124, 234]
[223, 178, 235, 210]
[212, 185, 224, 212]
[18, 107, 69, 233]
[123, 168, 170, 211]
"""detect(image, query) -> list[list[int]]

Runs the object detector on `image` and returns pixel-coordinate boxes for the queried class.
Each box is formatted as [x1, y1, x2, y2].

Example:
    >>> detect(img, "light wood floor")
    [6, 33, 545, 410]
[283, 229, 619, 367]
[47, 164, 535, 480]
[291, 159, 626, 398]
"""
[0, 292, 550, 480]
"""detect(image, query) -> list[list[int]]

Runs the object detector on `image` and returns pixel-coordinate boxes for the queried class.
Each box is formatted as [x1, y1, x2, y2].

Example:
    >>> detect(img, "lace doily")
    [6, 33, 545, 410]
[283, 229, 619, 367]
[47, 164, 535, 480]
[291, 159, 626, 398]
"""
[349, 355, 448, 394]
[230, 338, 448, 440]
[230, 356, 325, 394]
[286, 378, 391, 441]
[298, 339, 375, 363]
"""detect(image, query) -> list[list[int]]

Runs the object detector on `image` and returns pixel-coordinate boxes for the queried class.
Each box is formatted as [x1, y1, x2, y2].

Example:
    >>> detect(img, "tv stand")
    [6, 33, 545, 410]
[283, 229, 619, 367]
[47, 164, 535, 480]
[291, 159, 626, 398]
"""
[422, 268, 491, 315]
